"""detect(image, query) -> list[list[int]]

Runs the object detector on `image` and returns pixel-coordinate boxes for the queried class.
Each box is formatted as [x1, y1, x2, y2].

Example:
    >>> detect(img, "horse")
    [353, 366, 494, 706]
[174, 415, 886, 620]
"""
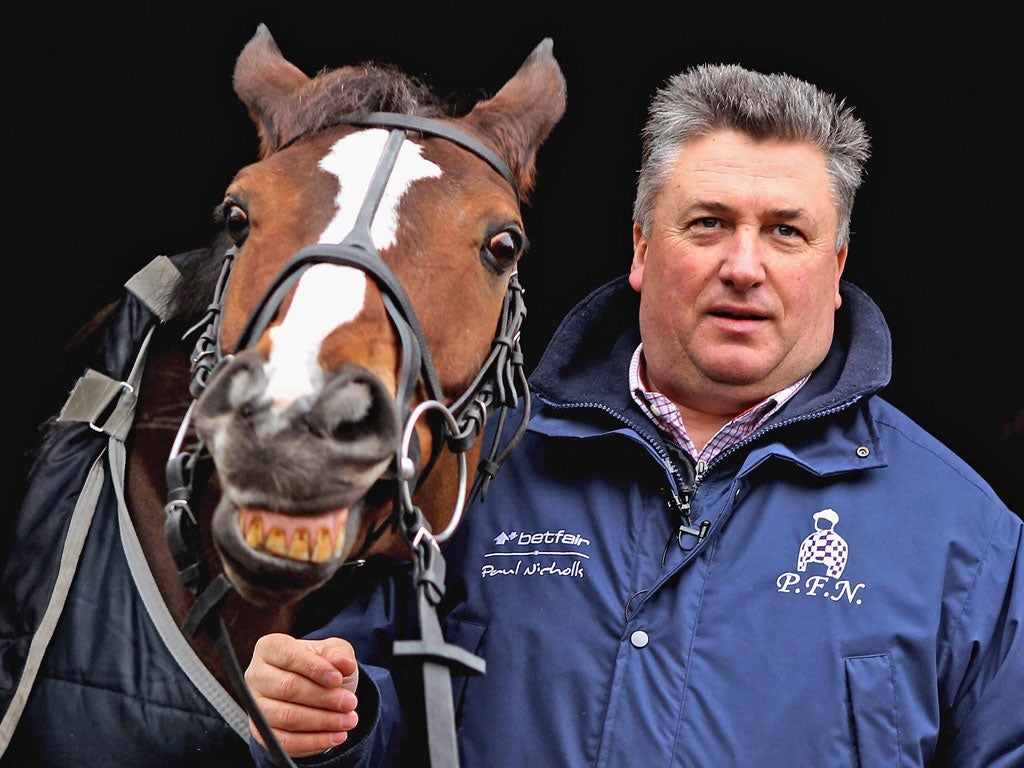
[0, 24, 565, 768]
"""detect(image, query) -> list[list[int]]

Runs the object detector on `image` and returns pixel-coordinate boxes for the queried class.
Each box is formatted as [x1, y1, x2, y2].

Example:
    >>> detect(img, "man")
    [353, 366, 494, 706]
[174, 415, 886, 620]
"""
[246, 63, 1024, 767]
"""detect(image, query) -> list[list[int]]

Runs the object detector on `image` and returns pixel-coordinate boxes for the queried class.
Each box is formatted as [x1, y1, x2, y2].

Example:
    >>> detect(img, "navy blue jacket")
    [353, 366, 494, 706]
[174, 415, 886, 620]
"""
[256, 277, 1024, 768]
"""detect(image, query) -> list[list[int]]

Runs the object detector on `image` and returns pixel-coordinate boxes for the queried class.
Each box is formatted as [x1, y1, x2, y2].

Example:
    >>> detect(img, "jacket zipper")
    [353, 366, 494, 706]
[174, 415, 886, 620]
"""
[659, 442, 710, 563]
[539, 401, 712, 561]
[544, 398, 860, 564]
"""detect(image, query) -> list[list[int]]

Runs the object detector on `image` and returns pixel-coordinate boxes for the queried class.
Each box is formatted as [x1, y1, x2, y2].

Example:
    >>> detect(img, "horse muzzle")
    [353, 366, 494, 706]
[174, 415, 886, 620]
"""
[193, 351, 402, 602]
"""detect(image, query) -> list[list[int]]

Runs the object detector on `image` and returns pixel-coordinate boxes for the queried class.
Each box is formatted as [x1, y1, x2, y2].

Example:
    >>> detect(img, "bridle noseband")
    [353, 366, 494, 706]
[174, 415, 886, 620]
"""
[164, 113, 531, 768]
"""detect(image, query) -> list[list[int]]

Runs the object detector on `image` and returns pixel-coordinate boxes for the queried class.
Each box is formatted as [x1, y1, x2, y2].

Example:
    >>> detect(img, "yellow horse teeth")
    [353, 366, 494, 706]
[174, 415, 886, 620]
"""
[288, 528, 310, 560]
[245, 516, 263, 548]
[333, 529, 346, 558]
[241, 512, 344, 563]
[313, 528, 333, 562]
[265, 527, 288, 556]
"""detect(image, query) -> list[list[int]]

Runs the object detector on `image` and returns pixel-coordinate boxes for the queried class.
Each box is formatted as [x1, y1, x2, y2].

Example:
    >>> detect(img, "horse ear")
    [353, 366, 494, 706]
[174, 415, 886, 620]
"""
[463, 38, 567, 201]
[232, 23, 311, 158]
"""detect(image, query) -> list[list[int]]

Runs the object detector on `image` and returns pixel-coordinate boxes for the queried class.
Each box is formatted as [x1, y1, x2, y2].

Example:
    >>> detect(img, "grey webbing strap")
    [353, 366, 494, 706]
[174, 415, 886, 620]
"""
[55, 256, 249, 740]
[110, 438, 249, 738]
[59, 254, 185, 435]
[57, 369, 137, 440]
[124, 254, 184, 323]
[0, 454, 105, 755]
[111, 321, 248, 737]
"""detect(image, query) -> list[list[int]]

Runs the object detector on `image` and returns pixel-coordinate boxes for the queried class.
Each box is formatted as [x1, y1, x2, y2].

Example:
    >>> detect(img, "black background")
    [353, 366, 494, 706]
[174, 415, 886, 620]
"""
[4, 3, 1021, 518]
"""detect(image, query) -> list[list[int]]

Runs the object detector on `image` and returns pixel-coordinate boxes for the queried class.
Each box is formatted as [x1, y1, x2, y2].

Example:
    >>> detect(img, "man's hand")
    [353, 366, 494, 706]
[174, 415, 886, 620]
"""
[245, 633, 361, 758]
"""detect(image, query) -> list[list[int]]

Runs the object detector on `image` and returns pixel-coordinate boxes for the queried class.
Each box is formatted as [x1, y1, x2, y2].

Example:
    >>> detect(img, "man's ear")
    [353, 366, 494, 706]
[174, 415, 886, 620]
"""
[629, 223, 647, 293]
[835, 243, 849, 309]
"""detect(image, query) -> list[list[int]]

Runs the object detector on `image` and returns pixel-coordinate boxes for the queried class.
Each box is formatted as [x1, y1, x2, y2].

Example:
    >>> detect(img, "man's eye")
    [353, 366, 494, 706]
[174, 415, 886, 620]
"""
[697, 217, 719, 229]
[775, 224, 797, 237]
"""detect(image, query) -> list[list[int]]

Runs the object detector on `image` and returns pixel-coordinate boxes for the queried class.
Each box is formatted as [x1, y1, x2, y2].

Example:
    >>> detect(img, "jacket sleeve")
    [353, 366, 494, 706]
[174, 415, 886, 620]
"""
[248, 662, 405, 768]
[942, 511, 1024, 767]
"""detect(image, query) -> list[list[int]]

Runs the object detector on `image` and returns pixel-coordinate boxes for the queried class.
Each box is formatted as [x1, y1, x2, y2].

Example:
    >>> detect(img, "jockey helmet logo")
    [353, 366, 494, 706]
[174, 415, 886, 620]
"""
[776, 508, 865, 605]
[797, 508, 848, 579]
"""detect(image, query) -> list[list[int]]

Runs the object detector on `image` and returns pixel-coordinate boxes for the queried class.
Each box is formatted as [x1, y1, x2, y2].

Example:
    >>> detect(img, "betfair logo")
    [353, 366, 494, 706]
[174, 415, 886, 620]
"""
[493, 529, 591, 547]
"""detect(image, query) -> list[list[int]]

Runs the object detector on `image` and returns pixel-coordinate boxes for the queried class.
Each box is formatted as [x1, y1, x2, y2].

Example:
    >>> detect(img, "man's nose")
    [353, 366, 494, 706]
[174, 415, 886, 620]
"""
[718, 230, 766, 289]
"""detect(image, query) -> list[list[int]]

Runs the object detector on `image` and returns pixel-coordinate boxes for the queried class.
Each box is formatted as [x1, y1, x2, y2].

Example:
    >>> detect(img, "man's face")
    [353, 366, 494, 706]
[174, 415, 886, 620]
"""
[630, 129, 847, 416]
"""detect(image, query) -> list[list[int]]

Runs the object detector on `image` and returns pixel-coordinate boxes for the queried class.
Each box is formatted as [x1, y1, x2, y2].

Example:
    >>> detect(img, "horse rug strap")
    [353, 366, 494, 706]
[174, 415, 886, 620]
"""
[0, 254, 249, 766]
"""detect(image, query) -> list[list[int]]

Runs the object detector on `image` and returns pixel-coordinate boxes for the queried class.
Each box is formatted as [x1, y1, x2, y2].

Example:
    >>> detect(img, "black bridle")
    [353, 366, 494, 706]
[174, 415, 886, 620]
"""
[163, 112, 531, 768]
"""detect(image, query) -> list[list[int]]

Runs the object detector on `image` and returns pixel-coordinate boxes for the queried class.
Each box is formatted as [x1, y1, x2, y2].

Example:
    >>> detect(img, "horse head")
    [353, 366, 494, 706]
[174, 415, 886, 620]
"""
[186, 25, 565, 606]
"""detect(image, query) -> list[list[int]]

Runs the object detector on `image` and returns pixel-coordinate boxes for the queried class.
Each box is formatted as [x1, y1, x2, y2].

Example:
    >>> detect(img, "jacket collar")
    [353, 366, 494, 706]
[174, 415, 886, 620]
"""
[529, 276, 892, 427]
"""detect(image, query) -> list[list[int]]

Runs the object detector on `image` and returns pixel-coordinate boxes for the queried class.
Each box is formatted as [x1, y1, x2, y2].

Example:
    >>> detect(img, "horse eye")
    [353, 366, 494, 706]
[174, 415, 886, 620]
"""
[483, 228, 524, 272]
[223, 202, 250, 244]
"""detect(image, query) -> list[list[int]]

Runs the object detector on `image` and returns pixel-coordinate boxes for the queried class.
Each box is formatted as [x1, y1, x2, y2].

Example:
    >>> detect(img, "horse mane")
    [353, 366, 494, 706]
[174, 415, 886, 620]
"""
[254, 60, 454, 157]
[294, 62, 451, 134]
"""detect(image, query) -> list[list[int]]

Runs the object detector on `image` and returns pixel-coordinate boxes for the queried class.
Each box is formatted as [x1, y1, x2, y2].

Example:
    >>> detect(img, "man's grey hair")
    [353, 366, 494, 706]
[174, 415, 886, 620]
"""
[633, 63, 871, 249]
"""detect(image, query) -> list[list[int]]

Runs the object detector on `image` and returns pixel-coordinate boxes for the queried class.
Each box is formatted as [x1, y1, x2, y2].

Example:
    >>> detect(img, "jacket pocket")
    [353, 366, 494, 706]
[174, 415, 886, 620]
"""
[844, 653, 904, 767]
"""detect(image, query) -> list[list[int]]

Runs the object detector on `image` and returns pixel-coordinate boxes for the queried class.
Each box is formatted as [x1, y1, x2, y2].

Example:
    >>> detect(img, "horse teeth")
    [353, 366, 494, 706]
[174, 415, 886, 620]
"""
[288, 528, 311, 561]
[265, 527, 288, 556]
[239, 512, 342, 562]
[312, 528, 332, 563]
[245, 515, 263, 548]
[333, 528, 346, 557]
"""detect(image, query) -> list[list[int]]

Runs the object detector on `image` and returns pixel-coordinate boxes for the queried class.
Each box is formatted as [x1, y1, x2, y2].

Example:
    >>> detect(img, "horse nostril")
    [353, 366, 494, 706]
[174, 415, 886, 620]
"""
[334, 380, 374, 425]
[309, 367, 400, 449]
[238, 400, 262, 421]
[226, 364, 272, 421]
[316, 379, 376, 439]
[332, 394, 379, 441]
[196, 351, 270, 423]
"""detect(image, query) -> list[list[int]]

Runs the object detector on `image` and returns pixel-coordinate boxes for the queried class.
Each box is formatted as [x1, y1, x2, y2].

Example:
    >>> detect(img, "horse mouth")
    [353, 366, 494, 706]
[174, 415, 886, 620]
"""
[238, 506, 349, 563]
[211, 498, 361, 604]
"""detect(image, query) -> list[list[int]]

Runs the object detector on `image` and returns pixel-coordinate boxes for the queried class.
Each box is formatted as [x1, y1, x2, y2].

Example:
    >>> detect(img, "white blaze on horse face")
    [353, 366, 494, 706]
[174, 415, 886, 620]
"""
[265, 129, 442, 408]
[318, 130, 442, 247]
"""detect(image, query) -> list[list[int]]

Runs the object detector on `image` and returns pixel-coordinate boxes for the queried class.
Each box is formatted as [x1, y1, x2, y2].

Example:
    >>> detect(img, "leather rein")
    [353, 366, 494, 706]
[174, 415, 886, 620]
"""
[163, 112, 531, 768]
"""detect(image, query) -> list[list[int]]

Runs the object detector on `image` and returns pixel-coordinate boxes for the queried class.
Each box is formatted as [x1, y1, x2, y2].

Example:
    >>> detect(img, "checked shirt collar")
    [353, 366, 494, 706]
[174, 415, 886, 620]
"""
[629, 344, 808, 465]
